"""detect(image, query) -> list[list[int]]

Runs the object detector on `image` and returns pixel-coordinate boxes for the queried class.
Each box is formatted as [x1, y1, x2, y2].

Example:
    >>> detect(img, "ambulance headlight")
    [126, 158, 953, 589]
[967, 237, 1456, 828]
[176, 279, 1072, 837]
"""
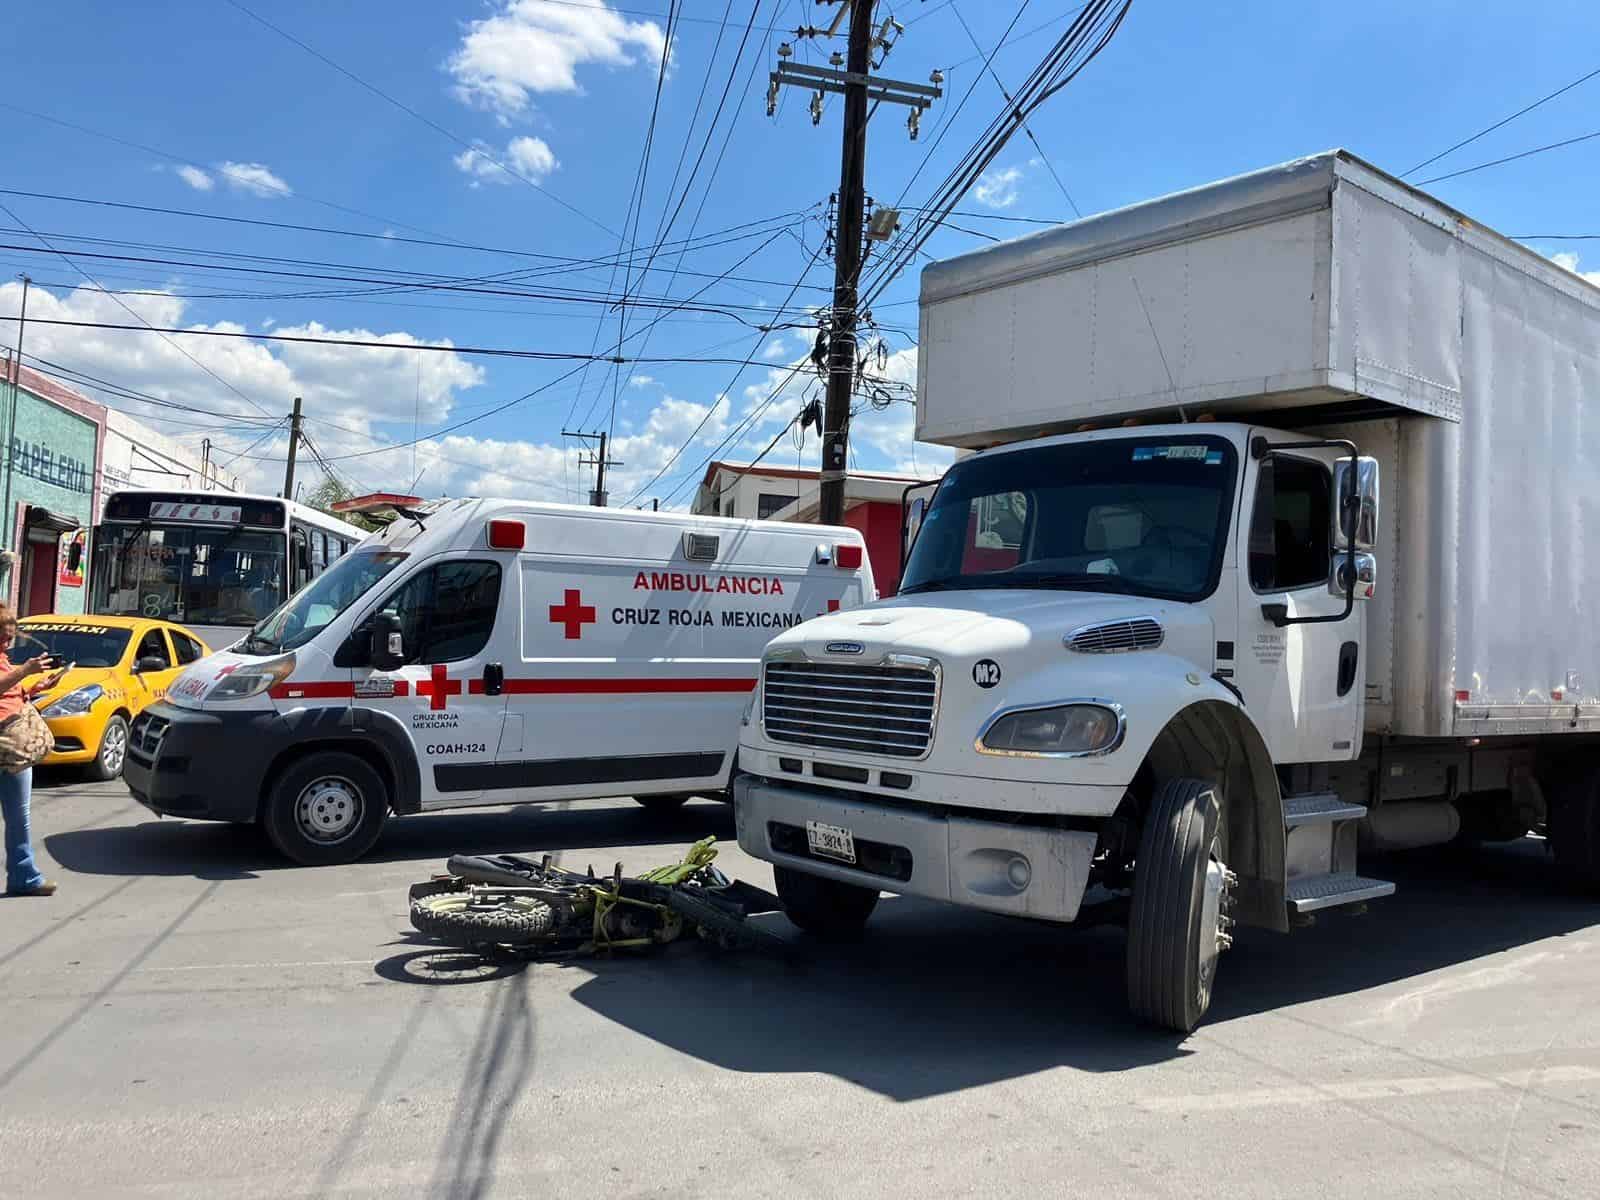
[210, 654, 297, 701]
[977, 702, 1124, 757]
[42, 684, 103, 718]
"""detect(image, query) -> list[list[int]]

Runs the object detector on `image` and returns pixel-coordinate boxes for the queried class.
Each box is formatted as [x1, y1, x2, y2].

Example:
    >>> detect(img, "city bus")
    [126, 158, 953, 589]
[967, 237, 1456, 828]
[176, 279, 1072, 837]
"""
[88, 489, 365, 649]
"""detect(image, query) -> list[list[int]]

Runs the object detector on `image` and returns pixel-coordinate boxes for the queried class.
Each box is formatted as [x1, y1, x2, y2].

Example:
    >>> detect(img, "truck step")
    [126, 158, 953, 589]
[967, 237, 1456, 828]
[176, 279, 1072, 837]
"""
[1287, 872, 1396, 914]
[1283, 792, 1369, 828]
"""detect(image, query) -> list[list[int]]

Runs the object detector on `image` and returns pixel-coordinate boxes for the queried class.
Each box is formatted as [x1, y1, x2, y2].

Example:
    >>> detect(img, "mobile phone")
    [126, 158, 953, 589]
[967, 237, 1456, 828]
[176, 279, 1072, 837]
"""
[39, 654, 64, 670]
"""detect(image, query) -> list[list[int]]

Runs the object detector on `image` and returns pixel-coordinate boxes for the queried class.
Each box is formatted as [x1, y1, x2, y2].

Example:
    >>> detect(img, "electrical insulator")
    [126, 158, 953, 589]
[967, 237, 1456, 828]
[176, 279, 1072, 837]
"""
[907, 109, 921, 141]
[777, 41, 793, 59]
[810, 91, 824, 125]
[766, 79, 779, 117]
[929, 68, 945, 86]
[829, 50, 844, 67]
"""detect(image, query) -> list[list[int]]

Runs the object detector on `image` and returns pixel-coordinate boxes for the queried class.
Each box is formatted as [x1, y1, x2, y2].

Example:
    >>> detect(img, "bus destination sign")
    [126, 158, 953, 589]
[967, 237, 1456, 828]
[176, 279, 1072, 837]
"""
[149, 502, 243, 524]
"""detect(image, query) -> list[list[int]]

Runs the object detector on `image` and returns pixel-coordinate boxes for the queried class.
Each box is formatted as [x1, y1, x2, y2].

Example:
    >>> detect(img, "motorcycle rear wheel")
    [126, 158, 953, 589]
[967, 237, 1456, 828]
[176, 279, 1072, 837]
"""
[410, 892, 557, 946]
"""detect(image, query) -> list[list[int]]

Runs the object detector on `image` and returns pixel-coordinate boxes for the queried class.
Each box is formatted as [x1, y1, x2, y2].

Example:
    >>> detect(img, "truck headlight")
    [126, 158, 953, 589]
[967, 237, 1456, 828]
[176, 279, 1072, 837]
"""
[978, 703, 1124, 757]
[210, 655, 296, 701]
[41, 683, 103, 718]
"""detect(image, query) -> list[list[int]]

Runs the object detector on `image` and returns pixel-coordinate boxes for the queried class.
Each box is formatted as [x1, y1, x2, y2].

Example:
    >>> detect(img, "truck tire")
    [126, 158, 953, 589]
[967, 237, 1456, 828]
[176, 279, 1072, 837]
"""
[1126, 778, 1232, 1034]
[262, 751, 390, 866]
[1550, 773, 1600, 892]
[774, 865, 879, 938]
[410, 892, 555, 946]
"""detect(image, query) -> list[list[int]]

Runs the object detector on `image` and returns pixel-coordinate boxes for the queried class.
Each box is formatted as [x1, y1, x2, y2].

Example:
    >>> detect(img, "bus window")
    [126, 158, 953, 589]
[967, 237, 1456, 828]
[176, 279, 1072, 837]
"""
[312, 531, 328, 575]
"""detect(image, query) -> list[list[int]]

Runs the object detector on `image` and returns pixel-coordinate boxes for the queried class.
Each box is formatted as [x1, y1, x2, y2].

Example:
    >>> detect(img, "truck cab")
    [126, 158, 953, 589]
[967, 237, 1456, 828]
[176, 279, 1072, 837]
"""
[736, 421, 1380, 1031]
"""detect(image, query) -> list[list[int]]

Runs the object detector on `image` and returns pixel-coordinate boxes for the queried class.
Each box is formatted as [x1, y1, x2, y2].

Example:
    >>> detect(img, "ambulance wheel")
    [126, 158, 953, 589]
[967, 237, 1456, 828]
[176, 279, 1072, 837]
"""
[263, 752, 390, 866]
[774, 865, 879, 938]
[634, 793, 690, 814]
[88, 714, 130, 781]
[1126, 778, 1233, 1034]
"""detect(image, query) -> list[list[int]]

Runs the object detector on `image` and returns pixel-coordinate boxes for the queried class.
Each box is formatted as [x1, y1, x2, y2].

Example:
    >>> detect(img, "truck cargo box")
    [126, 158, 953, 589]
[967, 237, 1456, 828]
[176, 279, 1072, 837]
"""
[918, 150, 1600, 739]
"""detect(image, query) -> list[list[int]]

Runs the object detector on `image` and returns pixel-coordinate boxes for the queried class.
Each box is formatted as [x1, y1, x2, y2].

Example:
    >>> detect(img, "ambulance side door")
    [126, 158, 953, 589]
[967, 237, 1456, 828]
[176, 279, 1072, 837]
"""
[348, 555, 508, 808]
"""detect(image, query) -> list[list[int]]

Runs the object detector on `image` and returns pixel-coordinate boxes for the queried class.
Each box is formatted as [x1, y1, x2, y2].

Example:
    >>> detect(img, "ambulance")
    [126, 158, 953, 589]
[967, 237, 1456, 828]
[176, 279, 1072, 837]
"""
[119, 497, 874, 864]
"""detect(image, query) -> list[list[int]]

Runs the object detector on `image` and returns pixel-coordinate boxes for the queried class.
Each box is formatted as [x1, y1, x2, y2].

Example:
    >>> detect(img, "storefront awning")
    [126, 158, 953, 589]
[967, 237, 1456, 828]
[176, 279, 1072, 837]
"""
[24, 506, 81, 534]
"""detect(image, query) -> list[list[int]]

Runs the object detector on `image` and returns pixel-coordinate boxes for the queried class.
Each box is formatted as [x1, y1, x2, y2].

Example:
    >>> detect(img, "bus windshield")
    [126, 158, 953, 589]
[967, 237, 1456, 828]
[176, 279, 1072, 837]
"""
[240, 548, 409, 655]
[90, 524, 288, 626]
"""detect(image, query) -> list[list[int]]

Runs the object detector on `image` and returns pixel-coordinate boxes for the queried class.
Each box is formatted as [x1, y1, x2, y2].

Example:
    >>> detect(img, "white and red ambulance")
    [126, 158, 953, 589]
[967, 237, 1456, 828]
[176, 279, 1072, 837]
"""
[120, 496, 874, 864]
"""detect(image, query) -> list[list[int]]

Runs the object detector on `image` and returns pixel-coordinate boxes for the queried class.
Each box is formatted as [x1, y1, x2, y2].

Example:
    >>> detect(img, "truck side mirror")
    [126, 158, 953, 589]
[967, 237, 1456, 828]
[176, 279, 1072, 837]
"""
[371, 611, 405, 672]
[1333, 456, 1380, 551]
[900, 479, 939, 568]
[1330, 552, 1378, 601]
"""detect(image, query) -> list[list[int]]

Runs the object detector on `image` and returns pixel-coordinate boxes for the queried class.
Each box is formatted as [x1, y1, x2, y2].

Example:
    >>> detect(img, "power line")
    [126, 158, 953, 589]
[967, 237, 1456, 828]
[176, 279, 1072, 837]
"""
[0, 198, 274, 418]
[224, 0, 617, 238]
[0, 189, 825, 288]
[1415, 127, 1600, 187]
[1403, 65, 1600, 178]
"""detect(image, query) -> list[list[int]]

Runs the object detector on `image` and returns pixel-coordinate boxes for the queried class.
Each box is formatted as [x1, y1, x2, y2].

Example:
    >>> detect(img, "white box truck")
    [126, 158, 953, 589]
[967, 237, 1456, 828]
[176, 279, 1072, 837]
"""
[733, 150, 1600, 1031]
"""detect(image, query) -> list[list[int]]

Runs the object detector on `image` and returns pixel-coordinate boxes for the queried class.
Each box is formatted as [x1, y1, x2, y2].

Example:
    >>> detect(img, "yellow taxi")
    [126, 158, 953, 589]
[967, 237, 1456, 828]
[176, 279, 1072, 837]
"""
[13, 614, 211, 780]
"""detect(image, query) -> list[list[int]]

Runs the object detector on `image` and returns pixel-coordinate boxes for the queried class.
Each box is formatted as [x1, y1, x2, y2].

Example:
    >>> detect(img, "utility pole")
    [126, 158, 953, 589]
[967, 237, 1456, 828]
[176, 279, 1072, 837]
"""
[564, 428, 621, 507]
[2, 274, 31, 581]
[767, 4, 938, 525]
[282, 395, 303, 500]
[200, 438, 211, 490]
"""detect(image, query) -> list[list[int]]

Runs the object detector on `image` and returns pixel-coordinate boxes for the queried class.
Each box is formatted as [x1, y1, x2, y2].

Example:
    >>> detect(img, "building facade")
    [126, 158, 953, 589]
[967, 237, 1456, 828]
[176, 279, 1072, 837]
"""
[692, 461, 929, 596]
[0, 359, 108, 616]
[100, 408, 232, 513]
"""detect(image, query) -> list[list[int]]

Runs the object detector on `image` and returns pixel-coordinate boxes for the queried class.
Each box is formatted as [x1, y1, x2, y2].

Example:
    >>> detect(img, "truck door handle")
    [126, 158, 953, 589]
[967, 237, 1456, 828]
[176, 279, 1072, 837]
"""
[483, 663, 504, 697]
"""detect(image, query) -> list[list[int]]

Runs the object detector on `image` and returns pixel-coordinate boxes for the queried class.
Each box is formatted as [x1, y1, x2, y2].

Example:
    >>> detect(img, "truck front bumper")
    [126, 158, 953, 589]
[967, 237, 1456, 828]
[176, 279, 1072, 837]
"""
[735, 775, 1099, 924]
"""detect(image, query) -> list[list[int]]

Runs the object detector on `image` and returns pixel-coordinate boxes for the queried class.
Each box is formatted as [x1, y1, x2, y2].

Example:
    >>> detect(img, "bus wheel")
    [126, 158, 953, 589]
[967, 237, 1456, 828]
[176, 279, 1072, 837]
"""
[88, 714, 130, 781]
[1126, 778, 1233, 1034]
[263, 752, 389, 866]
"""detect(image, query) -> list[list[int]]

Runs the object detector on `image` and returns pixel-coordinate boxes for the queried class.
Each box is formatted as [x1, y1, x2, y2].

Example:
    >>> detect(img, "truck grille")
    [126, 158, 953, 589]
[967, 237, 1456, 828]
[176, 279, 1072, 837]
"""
[762, 660, 937, 759]
[130, 712, 169, 760]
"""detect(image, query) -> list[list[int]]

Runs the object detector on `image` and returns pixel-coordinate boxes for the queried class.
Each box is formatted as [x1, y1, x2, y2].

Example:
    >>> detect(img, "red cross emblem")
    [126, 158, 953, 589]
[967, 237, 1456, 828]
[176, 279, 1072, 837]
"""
[417, 663, 462, 712]
[549, 588, 596, 640]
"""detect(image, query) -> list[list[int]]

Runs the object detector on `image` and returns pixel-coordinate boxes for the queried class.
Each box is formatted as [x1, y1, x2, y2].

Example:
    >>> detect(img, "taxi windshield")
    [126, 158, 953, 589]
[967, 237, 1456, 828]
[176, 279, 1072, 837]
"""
[240, 548, 408, 655]
[12, 625, 133, 668]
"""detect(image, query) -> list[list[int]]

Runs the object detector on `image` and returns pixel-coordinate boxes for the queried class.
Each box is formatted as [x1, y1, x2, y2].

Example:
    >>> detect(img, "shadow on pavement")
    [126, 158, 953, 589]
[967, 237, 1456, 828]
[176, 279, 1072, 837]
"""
[43, 798, 734, 880]
[563, 837, 1594, 1100]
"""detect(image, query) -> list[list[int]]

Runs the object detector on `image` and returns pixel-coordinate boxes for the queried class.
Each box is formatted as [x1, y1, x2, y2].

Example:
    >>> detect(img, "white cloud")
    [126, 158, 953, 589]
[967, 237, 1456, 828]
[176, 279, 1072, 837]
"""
[628, 374, 656, 388]
[761, 337, 788, 360]
[974, 164, 1027, 210]
[0, 281, 484, 494]
[447, 0, 668, 121]
[1550, 251, 1600, 288]
[175, 165, 213, 192]
[453, 136, 559, 186]
[218, 161, 292, 198]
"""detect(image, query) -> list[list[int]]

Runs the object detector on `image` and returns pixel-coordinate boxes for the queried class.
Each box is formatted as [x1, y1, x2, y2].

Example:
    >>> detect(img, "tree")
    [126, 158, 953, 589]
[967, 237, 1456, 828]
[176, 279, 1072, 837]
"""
[304, 473, 382, 532]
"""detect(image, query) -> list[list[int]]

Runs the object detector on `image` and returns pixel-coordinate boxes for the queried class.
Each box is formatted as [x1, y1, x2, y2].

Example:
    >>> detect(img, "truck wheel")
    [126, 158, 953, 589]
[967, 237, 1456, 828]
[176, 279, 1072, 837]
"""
[1550, 773, 1600, 892]
[263, 752, 390, 866]
[88, 714, 130, 782]
[1126, 778, 1234, 1034]
[634, 793, 690, 814]
[774, 865, 879, 938]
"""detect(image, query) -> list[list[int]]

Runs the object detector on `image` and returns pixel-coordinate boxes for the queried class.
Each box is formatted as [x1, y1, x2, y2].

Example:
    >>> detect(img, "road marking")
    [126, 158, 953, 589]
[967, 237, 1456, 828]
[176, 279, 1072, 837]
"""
[1138, 1064, 1600, 1113]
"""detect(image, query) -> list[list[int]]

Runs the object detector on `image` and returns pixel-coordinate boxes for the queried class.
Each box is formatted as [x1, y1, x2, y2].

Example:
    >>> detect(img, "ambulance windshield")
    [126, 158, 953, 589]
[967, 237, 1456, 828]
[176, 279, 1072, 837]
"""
[239, 549, 409, 655]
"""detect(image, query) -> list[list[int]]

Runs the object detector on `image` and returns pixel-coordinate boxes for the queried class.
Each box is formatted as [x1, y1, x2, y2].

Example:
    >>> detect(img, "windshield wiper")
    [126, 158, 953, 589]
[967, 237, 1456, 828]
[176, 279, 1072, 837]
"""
[239, 631, 280, 654]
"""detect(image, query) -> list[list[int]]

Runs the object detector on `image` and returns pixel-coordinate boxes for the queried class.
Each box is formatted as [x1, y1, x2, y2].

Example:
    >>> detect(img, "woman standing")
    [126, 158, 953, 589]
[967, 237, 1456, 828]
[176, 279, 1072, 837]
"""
[0, 604, 67, 897]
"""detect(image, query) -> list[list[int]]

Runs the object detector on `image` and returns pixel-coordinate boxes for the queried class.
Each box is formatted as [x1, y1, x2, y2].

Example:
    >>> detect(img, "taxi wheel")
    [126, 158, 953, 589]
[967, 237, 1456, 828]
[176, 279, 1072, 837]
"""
[88, 714, 130, 782]
[263, 752, 390, 866]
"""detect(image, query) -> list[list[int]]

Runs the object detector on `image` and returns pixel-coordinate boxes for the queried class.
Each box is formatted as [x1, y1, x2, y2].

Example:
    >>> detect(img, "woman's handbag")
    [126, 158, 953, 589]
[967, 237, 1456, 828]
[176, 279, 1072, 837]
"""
[0, 702, 54, 774]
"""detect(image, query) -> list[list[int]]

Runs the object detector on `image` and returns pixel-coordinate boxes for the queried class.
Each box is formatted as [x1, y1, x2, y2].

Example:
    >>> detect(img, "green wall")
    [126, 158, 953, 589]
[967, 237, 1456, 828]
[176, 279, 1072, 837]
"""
[2, 383, 98, 614]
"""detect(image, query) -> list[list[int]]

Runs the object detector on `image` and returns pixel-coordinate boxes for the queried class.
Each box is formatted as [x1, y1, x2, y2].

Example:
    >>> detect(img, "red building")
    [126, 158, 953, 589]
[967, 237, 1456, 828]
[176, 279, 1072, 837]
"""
[692, 461, 932, 596]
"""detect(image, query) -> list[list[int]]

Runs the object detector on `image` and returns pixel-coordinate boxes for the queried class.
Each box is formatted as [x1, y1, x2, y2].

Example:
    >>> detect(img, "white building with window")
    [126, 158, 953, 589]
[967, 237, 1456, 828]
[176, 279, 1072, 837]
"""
[98, 410, 233, 516]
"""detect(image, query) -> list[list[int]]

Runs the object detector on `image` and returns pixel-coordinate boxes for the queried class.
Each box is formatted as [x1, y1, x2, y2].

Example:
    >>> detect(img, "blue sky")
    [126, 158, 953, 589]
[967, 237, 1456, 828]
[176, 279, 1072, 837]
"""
[3, 0, 1597, 506]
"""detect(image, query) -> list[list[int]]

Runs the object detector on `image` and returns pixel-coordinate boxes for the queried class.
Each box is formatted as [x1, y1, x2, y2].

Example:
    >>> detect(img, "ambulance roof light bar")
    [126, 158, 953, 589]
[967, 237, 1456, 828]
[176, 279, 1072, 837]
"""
[331, 492, 428, 529]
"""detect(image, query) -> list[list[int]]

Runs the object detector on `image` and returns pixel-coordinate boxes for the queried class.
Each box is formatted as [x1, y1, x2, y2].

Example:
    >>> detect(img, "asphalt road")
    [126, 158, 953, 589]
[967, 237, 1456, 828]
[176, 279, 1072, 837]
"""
[4, 773, 1599, 1199]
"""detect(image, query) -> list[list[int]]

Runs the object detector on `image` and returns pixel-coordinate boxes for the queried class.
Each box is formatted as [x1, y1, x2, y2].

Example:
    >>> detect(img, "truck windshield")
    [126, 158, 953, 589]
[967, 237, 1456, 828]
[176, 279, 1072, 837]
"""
[90, 523, 288, 626]
[238, 549, 408, 655]
[900, 435, 1238, 602]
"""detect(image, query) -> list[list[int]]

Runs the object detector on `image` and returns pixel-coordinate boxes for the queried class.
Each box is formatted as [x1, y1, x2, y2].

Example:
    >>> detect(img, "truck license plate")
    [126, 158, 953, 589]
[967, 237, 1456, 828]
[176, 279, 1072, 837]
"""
[806, 820, 856, 865]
